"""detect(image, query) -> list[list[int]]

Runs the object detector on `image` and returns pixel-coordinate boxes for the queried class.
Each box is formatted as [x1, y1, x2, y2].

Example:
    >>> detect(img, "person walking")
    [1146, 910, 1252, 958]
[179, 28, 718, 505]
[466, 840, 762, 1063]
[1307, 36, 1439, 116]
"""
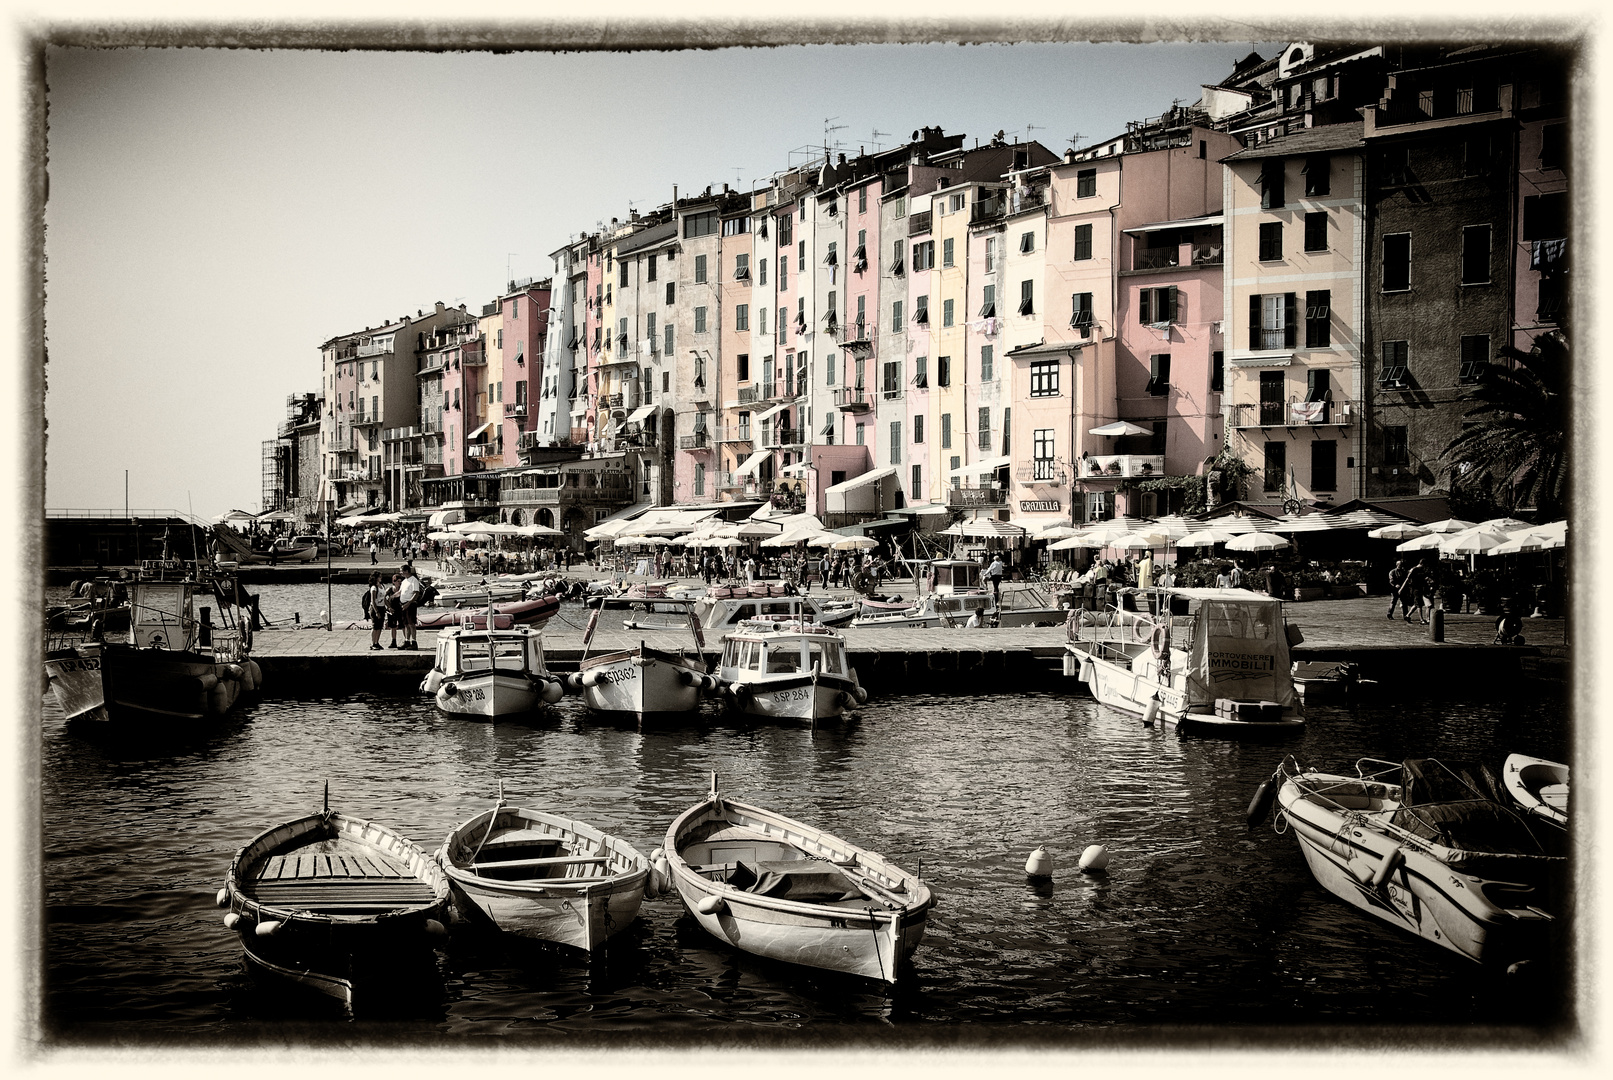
[369, 538, 379, 565]
[398, 564, 423, 648]
[1386, 559, 1410, 619]
[1137, 550, 1154, 590]
[1403, 561, 1429, 624]
[365, 571, 385, 650]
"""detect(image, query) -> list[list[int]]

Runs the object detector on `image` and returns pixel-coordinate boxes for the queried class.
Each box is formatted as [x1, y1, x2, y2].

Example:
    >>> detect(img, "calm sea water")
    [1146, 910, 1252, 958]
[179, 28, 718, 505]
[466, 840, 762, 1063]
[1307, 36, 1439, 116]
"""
[38, 650, 1572, 1047]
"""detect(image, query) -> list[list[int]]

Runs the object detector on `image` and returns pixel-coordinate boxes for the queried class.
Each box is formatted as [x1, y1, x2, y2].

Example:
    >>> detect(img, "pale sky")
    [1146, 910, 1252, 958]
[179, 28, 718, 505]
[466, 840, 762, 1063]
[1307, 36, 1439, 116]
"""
[41, 38, 1283, 520]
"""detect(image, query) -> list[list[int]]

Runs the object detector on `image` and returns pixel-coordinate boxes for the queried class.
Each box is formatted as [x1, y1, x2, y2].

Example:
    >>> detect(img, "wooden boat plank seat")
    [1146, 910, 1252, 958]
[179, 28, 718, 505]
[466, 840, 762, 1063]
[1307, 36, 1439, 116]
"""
[255, 852, 410, 883]
[468, 854, 607, 871]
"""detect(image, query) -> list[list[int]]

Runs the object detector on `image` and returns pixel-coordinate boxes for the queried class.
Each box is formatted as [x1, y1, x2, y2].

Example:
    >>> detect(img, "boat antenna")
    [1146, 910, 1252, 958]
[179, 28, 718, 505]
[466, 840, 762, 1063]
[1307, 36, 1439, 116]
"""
[323, 781, 329, 815]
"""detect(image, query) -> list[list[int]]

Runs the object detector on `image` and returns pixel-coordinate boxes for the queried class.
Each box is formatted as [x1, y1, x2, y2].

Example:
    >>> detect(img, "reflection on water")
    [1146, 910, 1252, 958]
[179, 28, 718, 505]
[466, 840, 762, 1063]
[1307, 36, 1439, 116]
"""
[39, 679, 1570, 1042]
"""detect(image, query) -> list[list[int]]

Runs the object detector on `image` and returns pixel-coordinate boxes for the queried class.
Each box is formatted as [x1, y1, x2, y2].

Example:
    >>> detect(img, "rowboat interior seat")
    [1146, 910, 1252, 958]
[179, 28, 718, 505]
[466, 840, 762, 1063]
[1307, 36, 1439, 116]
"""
[244, 852, 438, 913]
[721, 860, 863, 902]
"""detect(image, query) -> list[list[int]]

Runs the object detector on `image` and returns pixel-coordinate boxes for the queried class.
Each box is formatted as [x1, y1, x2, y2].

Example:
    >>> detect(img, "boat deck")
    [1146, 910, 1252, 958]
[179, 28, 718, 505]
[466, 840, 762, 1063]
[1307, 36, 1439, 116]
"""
[244, 849, 436, 912]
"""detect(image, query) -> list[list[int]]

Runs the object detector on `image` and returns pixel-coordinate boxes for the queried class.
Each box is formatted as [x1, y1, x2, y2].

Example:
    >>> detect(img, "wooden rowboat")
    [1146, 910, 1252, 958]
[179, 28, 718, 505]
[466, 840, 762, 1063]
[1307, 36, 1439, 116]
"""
[663, 775, 933, 982]
[437, 800, 649, 950]
[218, 795, 451, 1006]
[1502, 753, 1569, 829]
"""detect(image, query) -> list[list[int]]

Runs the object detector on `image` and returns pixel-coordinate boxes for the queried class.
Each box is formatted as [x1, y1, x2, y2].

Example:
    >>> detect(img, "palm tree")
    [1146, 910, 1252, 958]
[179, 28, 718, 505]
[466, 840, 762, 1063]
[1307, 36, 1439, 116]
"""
[1441, 331, 1567, 520]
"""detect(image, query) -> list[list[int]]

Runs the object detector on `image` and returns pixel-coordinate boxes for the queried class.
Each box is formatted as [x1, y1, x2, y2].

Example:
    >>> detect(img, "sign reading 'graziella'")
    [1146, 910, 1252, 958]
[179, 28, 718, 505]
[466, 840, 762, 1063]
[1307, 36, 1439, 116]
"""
[1019, 500, 1061, 512]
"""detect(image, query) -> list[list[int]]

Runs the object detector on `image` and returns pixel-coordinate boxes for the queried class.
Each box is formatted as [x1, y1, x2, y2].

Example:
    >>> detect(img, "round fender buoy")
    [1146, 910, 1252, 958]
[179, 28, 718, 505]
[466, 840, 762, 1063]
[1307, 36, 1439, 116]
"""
[208, 682, 233, 715]
[255, 919, 284, 937]
[1151, 623, 1169, 658]
[1141, 694, 1162, 727]
[442, 682, 459, 697]
[540, 679, 564, 704]
[422, 671, 442, 694]
[1132, 617, 1155, 644]
[1024, 846, 1054, 878]
[696, 895, 727, 916]
[1078, 844, 1110, 872]
[424, 919, 448, 938]
[216, 887, 229, 908]
[731, 682, 751, 700]
[224, 663, 245, 681]
[581, 670, 601, 688]
[838, 691, 853, 708]
[246, 660, 263, 690]
[1246, 780, 1277, 828]
[565, 672, 583, 692]
[69, 580, 83, 598]
[197, 672, 220, 692]
[223, 912, 240, 930]
[678, 669, 697, 686]
[852, 685, 869, 704]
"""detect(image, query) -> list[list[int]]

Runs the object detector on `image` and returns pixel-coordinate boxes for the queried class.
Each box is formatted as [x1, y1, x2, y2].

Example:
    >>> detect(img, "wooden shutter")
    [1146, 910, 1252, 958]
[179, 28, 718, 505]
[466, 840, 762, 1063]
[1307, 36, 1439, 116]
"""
[1283, 293, 1298, 348]
[1249, 294, 1261, 350]
[1166, 286, 1179, 323]
[1139, 289, 1152, 324]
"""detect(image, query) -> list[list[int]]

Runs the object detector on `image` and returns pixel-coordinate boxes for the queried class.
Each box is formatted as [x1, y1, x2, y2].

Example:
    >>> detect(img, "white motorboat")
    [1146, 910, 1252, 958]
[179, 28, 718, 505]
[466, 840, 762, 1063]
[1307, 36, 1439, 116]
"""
[1064, 587, 1303, 736]
[437, 795, 649, 950]
[1255, 756, 1566, 966]
[1501, 754, 1569, 829]
[564, 595, 715, 719]
[717, 611, 867, 724]
[664, 774, 933, 983]
[421, 615, 565, 719]
[850, 560, 1063, 628]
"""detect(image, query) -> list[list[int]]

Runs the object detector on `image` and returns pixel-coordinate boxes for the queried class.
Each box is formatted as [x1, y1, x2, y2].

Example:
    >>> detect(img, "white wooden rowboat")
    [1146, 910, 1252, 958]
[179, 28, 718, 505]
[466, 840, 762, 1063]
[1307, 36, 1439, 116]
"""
[663, 775, 933, 982]
[1501, 753, 1569, 829]
[437, 800, 649, 950]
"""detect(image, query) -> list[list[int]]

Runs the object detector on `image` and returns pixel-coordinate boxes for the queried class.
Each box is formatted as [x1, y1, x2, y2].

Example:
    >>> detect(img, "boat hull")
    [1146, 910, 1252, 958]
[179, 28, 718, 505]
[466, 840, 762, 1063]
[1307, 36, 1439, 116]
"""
[730, 673, 854, 724]
[70, 642, 258, 725]
[1072, 647, 1302, 737]
[1502, 754, 1569, 828]
[1277, 775, 1557, 965]
[44, 645, 109, 723]
[434, 671, 544, 719]
[579, 649, 704, 717]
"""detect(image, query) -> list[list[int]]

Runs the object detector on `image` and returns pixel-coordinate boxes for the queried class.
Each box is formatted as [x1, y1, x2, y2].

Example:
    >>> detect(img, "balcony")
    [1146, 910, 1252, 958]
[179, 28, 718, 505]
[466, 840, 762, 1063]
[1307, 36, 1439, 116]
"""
[764, 427, 804, 448]
[737, 385, 771, 406]
[467, 444, 502, 460]
[909, 210, 932, 236]
[352, 413, 380, 428]
[836, 322, 872, 352]
[969, 196, 1005, 226]
[356, 342, 392, 358]
[1237, 399, 1350, 429]
[717, 426, 753, 444]
[1132, 248, 1180, 271]
[833, 386, 872, 411]
[421, 420, 442, 436]
[504, 402, 527, 418]
[680, 431, 711, 450]
[461, 345, 486, 366]
[1077, 454, 1165, 479]
[947, 487, 1009, 508]
[604, 392, 624, 409]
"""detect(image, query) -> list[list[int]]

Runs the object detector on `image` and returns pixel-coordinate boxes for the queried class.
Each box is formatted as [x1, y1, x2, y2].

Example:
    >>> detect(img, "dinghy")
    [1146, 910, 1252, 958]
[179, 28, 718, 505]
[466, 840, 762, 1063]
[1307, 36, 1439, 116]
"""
[663, 774, 933, 982]
[1501, 754, 1569, 829]
[437, 795, 649, 950]
[218, 790, 452, 1005]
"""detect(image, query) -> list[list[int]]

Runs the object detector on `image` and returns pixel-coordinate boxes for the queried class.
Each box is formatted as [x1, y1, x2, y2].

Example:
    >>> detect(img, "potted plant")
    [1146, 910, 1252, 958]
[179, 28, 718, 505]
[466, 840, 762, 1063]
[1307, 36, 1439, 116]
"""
[1105, 461, 1122, 475]
[1333, 562, 1368, 597]
[1139, 461, 1154, 475]
[1469, 569, 1502, 615]
[1088, 460, 1103, 475]
[1440, 575, 1467, 614]
[1293, 568, 1328, 602]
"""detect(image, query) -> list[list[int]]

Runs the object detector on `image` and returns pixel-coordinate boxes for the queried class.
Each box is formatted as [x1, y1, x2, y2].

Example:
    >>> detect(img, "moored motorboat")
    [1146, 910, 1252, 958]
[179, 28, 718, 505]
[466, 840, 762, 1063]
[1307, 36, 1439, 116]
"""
[1064, 587, 1303, 736]
[1291, 660, 1361, 702]
[682, 586, 856, 632]
[1256, 756, 1565, 966]
[1501, 754, 1569, 829]
[564, 595, 714, 719]
[664, 775, 933, 982]
[717, 612, 867, 724]
[332, 593, 560, 631]
[218, 792, 452, 1005]
[436, 796, 649, 950]
[421, 616, 565, 719]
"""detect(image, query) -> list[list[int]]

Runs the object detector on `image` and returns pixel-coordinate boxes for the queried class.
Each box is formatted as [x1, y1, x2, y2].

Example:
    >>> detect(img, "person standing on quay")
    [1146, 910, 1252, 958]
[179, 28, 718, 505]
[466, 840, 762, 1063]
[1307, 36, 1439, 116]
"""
[369, 538, 379, 565]
[365, 571, 385, 651]
[986, 554, 1006, 606]
[1386, 559, 1410, 619]
[399, 563, 423, 648]
[383, 574, 403, 648]
[1137, 550, 1154, 590]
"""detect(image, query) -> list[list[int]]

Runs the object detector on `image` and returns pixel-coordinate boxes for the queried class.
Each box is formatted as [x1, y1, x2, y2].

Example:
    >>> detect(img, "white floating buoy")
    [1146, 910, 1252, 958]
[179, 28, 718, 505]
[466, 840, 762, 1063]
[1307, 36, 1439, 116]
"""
[1078, 844, 1110, 872]
[696, 894, 727, 916]
[255, 919, 284, 937]
[215, 887, 229, 908]
[1024, 846, 1054, 878]
[222, 912, 240, 929]
[424, 919, 448, 937]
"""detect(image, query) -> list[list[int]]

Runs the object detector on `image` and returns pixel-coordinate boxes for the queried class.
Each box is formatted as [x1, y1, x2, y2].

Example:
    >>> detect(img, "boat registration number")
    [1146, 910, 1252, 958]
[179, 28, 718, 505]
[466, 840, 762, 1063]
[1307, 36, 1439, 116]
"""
[51, 658, 100, 672]
[593, 667, 634, 686]
[770, 688, 810, 703]
[461, 687, 487, 701]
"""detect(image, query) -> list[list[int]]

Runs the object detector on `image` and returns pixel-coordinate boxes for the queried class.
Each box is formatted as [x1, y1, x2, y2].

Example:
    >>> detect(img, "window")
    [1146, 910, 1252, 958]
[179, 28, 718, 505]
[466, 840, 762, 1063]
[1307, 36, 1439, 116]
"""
[1139, 286, 1177, 325]
[1076, 169, 1097, 198]
[1538, 277, 1564, 323]
[1211, 350, 1224, 392]
[756, 308, 765, 337]
[912, 464, 922, 495]
[665, 282, 676, 305]
[684, 211, 718, 238]
[914, 415, 924, 443]
[937, 355, 951, 387]
[1263, 442, 1286, 492]
[980, 284, 996, 318]
[1379, 341, 1409, 388]
[912, 240, 935, 270]
[778, 307, 787, 344]
[777, 214, 792, 246]
[1073, 223, 1093, 261]
[1384, 425, 1409, 468]
[1383, 233, 1411, 291]
[949, 192, 965, 213]
[647, 254, 657, 282]
[735, 304, 749, 331]
[1311, 441, 1337, 491]
[981, 344, 994, 381]
[646, 312, 656, 347]
[943, 238, 955, 267]
[1030, 359, 1059, 397]
[694, 462, 706, 496]
[890, 421, 902, 465]
[734, 253, 749, 280]
[856, 423, 865, 446]
[798, 239, 805, 272]
[694, 306, 707, 334]
[1305, 290, 1331, 348]
[617, 316, 629, 353]
[1522, 193, 1567, 240]
[778, 254, 788, 292]
[882, 360, 903, 395]
[1249, 293, 1297, 350]
[825, 241, 837, 267]
[1260, 161, 1285, 209]
[892, 238, 905, 275]
[734, 353, 749, 382]
[694, 254, 707, 284]
[1462, 134, 1491, 178]
[758, 258, 767, 286]
[1459, 334, 1490, 383]
[1305, 369, 1332, 408]
[979, 406, 992, 450]
[1033, 429, 1056, 479]
[825, 353, 836, 386]
[1461, 224, 1492, 285]
[1259, 221, 1283, 261]
[496, 329, 504, 350]
[943, 298, 955, 327]
[1304, 212, 1327, 253]
[1540, 124, 1565, 171]
[796, 297, 805, 328]
[914, 295, 929, 324]
[512, 297, 520, 318]
[1069, 292, 1095, 337]
[859, 188, 868, 214]
[664, 324, 674, 356]
[618, 261, 628, 288]
[892, 300, 904, 332]
[1258, 370, 1283, 425]
[913, 356, 928, 388]
[738, 411, 751, 439]
[721, 216, 750, 236]
[1302, 155, 1330, 197]
[1018, 280, 1034, 316]
[941, 413, 952, 449]
[1001, 407, 1010, 455]
[1146, 354, 1171, 396]
[856, 294, 866, 334]
[1020, 231, 1035, 254]
[985, 236, 996, 273]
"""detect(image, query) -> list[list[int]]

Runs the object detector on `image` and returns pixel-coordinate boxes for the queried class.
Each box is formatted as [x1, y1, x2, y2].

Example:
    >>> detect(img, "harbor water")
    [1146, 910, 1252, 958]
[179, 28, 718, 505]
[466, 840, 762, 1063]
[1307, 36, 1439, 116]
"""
[39, 628, 1573, 1045]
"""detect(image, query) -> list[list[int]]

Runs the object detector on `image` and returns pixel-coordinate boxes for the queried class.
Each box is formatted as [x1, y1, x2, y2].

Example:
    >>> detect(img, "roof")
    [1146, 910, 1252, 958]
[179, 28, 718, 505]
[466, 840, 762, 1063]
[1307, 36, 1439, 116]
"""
[1006, 339, 1087, 359]
[1221, 121, 1366, 162]
[1324, 496, 1452, 524]
[613, 220, 677, 257]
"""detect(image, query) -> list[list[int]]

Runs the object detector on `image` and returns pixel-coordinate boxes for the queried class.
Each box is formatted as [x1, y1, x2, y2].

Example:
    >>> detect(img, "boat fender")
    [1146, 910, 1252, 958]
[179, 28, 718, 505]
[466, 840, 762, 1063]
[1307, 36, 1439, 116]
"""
[1141, 694, 1161, 727]
[837, 691, 853, 708]
[565, 672, 584, 693]
[442, 682, 459, 697]
[1348, 859, 1375, 885]
[216, 887, 229, 908]
[1079, 845, 1111, 872]
[422, 671, 442, 694]
[208, 682, 233, 715]
[1151, 623, 1169, 658]
[731, 682, 751, 701]
[1024, 846, 1054, 878]
[696, 895, 727, 916]
[581, 670, 602, 688]
[197, 673, 220, 692]
[540, 678, 565, 705]
[69, 580, 84, 598]
[224, 664, 245, 681]
[246, 660, 263, 690]
[424, 919, 448, 938]
[1246, 780, 1277, 828]
[222, 912, 240, 930]
[255, 919, 284, 937]
[702, 674, 721, 694]
[851, 685, 868, 705]
[1370, 846, 1405, 889]
[650, 847, 665, 862]
[678, 669, 698, 686]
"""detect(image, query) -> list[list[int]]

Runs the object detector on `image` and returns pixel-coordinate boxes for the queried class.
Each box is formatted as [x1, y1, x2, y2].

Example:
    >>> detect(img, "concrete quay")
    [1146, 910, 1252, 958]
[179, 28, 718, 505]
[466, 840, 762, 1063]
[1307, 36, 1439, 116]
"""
[247, 594, 1567, 696]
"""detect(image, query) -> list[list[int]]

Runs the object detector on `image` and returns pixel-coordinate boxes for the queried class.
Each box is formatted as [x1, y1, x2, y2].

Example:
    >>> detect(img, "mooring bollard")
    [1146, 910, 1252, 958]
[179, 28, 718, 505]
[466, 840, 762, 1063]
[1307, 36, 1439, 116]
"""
[1428, 606, 1444, 643]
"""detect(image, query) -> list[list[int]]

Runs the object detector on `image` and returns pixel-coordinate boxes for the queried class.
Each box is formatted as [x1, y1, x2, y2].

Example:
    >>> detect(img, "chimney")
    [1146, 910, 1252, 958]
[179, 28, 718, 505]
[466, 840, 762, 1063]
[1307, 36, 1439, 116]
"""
[838, 153, 847, 166]
[673, 184, 678, 204]
[436, 301, 445, 313]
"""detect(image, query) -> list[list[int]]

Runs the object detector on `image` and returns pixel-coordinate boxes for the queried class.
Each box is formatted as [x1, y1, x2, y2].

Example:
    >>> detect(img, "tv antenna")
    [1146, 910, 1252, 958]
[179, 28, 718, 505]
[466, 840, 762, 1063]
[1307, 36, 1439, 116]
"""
[823, 116, 847, 156]
[872, 128, 890, 144]
[1025, 123, 1043, 141]
[506, 253, 518, 288]
[1066, 132, 1085, 149]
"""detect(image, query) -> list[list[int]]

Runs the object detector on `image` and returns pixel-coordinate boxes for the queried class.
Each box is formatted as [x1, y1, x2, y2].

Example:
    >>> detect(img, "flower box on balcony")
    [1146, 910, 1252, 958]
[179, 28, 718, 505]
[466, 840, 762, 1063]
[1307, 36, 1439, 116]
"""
[1139, 462, 1153, 475]
[1105, 463, 1121, 475]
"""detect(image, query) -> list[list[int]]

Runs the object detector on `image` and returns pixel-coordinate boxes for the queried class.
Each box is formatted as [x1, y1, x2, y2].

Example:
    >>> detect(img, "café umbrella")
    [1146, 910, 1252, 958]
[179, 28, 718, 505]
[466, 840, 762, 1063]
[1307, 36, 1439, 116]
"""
[1368, 522, 1431, 541]
[1225, 532, 1291, 553]
[832, 536, 880, 551]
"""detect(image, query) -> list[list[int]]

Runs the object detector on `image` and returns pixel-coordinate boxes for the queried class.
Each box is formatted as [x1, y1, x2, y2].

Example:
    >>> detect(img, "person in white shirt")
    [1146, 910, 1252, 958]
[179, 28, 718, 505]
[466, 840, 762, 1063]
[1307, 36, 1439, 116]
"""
[398, 564, 423, 649]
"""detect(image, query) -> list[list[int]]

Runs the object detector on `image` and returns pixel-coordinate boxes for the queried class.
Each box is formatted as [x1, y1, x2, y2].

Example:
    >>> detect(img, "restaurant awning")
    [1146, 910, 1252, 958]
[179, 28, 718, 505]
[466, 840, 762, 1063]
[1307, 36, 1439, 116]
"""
[734, 449, 772, 478]
[626, 404, 657, 423]
[824, 465, 898, 494]
[946, 455, 1010, 479]
[1122, 213, 1224, 234]
[468, 421, 494, 440]
[1089, 421, 1153, 437]
[428, 509, 465, 527]
[755, 400, 795, 422]
[780, 461, 814, 477]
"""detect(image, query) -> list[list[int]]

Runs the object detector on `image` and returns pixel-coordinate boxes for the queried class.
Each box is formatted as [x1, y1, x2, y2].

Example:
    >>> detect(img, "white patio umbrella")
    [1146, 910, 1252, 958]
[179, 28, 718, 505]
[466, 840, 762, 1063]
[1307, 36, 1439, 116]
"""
[1088, 420, 1153, 437]
[1368, 522, 1431, 540]
[1225, 532, 1291, 552]
[1076, 526, 1131, 546]
[1036, 525, 1082, 541]
[1202, 516, 1266, 534]
[1174, 529, 1239, 549]
[1147, 514, 1196, 540]
[1420, 518, 1477, 534]
[1113, 531, 1170, 551]
[806, 533, 845, 548]
[477, 522, 524, 536]
[1396, 533, 1446, 552]
[448, 520, 494, 534]
[1048, 536, 1096, 552]
[1442, 529, 1507, 555]
[1488, 534, 1544, 556]
[701, 537, 743, 549]
[514, 523, 564, 537]
[461, 532, 493, 543]
[832, 536, 880, 551]
[427, 531, 459, 542]
[1478, 517, 1535, 532]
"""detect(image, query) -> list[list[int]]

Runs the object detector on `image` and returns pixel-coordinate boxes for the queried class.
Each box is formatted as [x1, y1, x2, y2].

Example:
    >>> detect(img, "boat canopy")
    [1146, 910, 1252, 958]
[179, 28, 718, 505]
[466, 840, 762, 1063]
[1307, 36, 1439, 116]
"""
[1181, 592, 1295, 710]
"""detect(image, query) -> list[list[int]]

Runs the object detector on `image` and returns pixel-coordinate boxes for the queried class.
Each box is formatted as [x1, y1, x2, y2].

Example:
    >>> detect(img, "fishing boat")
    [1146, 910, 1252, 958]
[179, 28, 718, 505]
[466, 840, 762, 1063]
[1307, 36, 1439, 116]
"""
[564, 595, 714, 719]
[436, 794, 649, 950]
[217, 790, 452, 1005]
[1501, 754, 1569, 829]
[717, 611, 867, 724]
[421, 608, 566, 719]
[333, 593, 560, 631]
[1064, 586, 1303, 736]
[682, 586, 857, 632]
[663, 775, 934, 983]
[44, 559, 262, 727]
[1253, 756, 1565, 965]
[849, 560, 1063, 628]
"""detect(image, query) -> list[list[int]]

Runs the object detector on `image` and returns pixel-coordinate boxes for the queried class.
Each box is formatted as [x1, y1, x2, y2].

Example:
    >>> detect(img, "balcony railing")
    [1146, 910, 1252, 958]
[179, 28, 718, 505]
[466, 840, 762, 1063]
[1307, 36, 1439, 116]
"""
[737, 385, 772, 406]
[467, 444, 501, 460]
[1078, 453, 1165, 479]
[909, 210, 932, 235]
[833, 386, 871, 410]
[504, 402, 527, 418]
[717, 426, 753, 444]
[836, 322, 872, 349]
[764, 427, 804, 448]
[356, 342, 392, 358]
[969, 196, 1005, 225]
[1133, 249, 1180, 271]
[947, 487, 1009, 508]
[604, 392, 624, 409]
[679, 432, 710, 450]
